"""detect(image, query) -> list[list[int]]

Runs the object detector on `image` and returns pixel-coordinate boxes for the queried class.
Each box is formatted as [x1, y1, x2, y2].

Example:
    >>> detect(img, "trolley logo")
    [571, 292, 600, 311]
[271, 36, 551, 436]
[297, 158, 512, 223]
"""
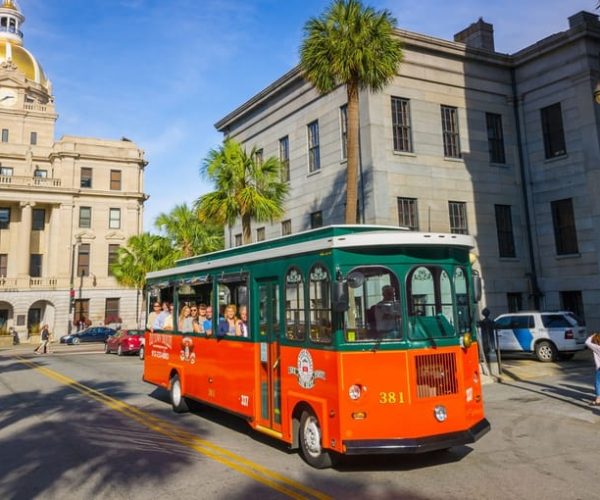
[288, 349, 326, 389]
[149, 333, 172, 350]
[180, 336, 196, 364]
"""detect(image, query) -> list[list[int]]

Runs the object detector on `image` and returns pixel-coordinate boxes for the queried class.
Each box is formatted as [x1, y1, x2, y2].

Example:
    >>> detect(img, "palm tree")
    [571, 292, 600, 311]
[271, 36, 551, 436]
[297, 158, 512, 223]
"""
[300, 0, 403, 224]
[111, 233, 176, 327]
[195, 139, 289, 244]
[155, 203, 224, 258]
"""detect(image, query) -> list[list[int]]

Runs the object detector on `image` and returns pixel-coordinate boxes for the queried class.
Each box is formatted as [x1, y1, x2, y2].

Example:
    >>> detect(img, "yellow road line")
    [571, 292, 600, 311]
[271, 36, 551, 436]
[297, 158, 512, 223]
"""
[15, 356, 331, 500]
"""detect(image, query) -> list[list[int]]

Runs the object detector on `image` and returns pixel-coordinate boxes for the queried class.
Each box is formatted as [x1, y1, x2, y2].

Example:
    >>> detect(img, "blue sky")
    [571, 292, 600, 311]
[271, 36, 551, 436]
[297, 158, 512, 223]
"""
[18, 0, 596, 230]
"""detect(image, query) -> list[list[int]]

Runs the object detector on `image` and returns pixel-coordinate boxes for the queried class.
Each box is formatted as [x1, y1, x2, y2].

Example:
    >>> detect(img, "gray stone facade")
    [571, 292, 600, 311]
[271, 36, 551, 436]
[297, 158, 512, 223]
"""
[215, 11, 600, 329]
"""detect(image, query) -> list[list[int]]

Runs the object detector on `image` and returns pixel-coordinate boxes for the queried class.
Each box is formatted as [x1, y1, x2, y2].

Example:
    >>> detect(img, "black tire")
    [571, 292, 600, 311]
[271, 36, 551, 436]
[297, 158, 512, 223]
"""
[72, 337, 80, 345]
[170, 374, 189, 413]
[138, 345, 145, 360]
[117, 344, 123, 356]
[299, 410, 336, 469]
[535, 340, 557, 362]
[104, 342, 110, 354]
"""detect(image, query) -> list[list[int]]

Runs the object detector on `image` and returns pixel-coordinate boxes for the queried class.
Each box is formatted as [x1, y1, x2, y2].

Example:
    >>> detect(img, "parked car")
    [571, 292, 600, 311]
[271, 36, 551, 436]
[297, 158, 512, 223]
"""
[104, 329, 144, 356]
[493, 311, 586, 362]
[60, 327, 116, 345]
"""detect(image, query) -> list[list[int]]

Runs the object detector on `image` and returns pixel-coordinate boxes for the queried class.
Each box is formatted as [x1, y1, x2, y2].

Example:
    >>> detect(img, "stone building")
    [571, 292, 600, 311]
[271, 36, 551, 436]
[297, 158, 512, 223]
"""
[0, 1, 147, 340]
[215, 11, 600, 328]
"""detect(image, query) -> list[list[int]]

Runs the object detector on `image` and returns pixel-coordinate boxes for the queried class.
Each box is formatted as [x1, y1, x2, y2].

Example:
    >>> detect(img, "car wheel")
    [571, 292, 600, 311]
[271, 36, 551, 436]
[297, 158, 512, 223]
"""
[299, 410, 336, 469]
[104, 343, 110, 354]
[170, 374, 189, 413]
[535, 340, 557, 362]
[139, 345, 145, 360]
[72, 337, 80, 345]
[117, 345, 123, 356]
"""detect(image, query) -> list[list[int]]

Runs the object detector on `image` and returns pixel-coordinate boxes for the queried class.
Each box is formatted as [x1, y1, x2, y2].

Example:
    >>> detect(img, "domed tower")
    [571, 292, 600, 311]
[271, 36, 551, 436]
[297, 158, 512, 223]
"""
[0, 0, 56, 147]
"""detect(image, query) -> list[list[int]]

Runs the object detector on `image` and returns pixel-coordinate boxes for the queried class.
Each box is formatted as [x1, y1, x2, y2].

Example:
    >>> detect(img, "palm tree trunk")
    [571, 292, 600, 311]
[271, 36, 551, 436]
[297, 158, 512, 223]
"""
[242, 214, 252, 244]
[345, 81, 360, 224]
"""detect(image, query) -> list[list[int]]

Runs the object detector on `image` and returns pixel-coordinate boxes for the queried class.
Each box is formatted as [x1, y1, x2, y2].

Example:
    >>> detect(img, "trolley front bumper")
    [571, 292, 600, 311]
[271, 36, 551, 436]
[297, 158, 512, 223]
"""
[343, 418, 491, 455]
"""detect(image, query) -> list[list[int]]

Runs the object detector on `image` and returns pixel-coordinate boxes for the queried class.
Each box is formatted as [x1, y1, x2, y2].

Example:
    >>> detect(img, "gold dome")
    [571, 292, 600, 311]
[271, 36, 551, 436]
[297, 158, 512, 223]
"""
[0, 40, 49, 89]
[1, 1, 18, 11]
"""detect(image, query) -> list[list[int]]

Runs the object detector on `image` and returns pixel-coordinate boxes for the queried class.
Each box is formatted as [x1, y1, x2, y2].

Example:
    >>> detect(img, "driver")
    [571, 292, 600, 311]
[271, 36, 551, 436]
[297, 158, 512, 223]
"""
[374, 285, 402, 333]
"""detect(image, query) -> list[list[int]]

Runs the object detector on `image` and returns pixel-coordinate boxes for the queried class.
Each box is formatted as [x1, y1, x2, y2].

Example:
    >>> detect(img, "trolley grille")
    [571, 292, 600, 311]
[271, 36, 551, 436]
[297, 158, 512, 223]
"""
[415, 352, 458, 398]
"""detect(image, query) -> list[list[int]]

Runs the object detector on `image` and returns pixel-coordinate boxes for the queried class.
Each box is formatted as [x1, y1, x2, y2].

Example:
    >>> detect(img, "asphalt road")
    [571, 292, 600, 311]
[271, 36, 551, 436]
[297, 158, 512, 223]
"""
[0, 343, 598, 500]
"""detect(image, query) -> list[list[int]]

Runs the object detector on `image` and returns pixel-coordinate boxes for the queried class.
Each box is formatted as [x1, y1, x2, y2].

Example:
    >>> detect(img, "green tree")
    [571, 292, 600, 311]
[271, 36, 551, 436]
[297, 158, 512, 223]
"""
[300, 0, 403, 223]
[155, 203, 224, 258]
[111, 233, 176, 327]
[195, 139, 289, 244]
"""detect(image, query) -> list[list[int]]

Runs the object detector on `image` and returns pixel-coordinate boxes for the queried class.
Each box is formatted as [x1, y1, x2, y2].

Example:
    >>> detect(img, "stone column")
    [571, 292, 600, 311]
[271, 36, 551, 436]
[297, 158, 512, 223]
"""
[47, 204, 61, 278]
[18, 201, 35, 277]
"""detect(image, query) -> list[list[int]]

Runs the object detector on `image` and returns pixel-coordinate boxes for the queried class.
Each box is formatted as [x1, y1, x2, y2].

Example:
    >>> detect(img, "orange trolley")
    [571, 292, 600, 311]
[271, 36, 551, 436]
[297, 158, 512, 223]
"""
[143, 225, 490, 468]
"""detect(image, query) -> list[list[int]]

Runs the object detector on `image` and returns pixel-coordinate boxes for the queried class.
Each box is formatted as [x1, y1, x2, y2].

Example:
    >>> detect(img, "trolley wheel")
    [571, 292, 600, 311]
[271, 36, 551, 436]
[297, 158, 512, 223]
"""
[170, 374, 189, 413]
[104, 342, 110, 354]
[299, 410, 336, 469]
[117, 344, 123, 356]
[535, 340, 557, 362]
[138, 345, 145, 360]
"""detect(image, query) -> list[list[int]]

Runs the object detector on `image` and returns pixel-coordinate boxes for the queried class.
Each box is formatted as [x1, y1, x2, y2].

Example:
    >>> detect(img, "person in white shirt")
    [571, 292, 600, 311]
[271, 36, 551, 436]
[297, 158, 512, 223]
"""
[585, 333, 600, 406]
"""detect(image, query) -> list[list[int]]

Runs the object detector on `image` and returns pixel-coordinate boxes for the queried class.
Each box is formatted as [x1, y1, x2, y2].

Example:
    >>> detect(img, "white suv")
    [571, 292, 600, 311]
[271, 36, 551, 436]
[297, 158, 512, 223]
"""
[493, 311, 586, 362]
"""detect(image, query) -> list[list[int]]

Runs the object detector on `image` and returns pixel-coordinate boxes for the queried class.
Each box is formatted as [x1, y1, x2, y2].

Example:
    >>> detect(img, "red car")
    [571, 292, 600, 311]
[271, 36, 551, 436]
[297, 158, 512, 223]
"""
[104, 329, 144, 356]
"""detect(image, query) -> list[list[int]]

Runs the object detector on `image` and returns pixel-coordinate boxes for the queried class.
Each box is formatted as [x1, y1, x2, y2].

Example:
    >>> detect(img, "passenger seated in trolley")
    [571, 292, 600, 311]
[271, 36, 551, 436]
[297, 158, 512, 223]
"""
[218, 304, 238, 337]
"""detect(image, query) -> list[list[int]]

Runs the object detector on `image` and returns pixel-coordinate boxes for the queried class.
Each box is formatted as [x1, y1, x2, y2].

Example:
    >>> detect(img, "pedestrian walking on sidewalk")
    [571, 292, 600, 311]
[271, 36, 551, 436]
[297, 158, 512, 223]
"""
[34, 324, 51, 355]
[585, 332, 600, 406]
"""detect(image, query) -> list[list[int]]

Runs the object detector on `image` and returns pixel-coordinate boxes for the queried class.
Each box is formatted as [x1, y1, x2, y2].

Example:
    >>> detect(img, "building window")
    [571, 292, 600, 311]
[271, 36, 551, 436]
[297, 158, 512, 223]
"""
[108, 244, 119, 276]
[109, 208, 121, 229]
[79, 207, 91, 228]
[29, 254, 42, 277]
[74, 299, 90, 326]
[448, 201, 468, 234]
[254, 149, 263, 166]
[234, 234, 242, 247]
[256, 227, 265, 242]
[80, 167, 93, 188]
[307, 120, 320, 173]
[1, 129, 8, 143]
[0, 166, 12, 176]
[541, 103, 566, 159]
[279, 136, 290, 182]
[30, 131, 37, 145]
[486, 113, 505, 164]
[506, 293, 522, 313]
[560, 291, 584, 323]
[441, 105, 461, 158]
[281, 219, 291, 236]
[397, 197, 419, 230]
[32, 208, 45, 231]
[105, 298, 120, 324]
[310, 211, 323, 229]
[495, 205, 515, 258]
[340, 104, 348, 160]
[0, 254, 7, 276]
[391, 97, 412, 153]
[0, 207, 9, 229]
[77, 243, 90, 277]
[34, 168, 47, 178]
[551, 198, 578, 255]
[110, 170, 122, 190]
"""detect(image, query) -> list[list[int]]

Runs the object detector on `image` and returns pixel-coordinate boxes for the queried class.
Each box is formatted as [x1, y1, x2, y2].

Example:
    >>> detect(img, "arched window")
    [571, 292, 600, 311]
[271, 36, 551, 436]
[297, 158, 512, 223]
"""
[308, 264, 331, 343]
[285, 267, 305, 341]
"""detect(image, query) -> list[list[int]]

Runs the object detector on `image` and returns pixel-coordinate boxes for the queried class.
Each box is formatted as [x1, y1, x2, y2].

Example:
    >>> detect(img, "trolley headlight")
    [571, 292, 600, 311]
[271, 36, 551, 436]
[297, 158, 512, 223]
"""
[434, 405, 447, 422]
[348, 384, 362, 400]
[461, 332, 473, 349]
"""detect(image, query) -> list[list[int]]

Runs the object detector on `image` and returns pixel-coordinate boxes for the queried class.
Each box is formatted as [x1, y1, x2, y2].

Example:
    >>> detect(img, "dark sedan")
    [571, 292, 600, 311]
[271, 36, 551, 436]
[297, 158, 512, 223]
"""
[104, 329, 144, 356]
[60, 327, 116, 345]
